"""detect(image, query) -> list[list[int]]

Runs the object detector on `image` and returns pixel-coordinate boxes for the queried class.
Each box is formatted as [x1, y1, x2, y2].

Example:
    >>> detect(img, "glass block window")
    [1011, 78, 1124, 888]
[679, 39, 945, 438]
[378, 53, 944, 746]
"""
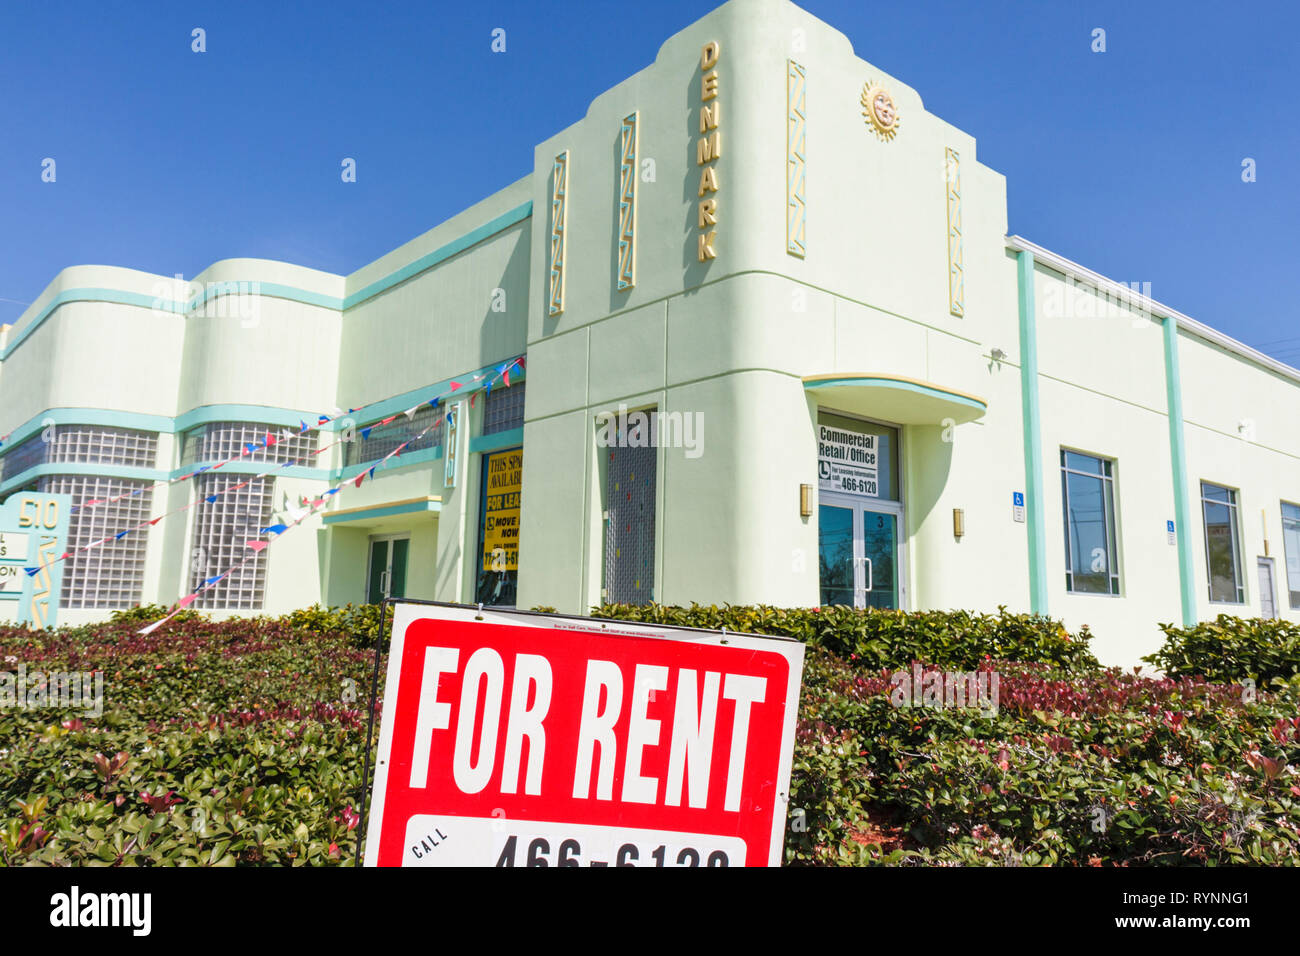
[181, 422, 316, 467]
[1202, 482, 1244, 604]
[50, 427, 157, 467]
[344, 405, 443, 468]
[1, 426, 157, 481]
[483, 383, 526, 436]
[38, 475, 152, 608]
[188, 473, 274, 610]
[1060, 450, 1121, 595]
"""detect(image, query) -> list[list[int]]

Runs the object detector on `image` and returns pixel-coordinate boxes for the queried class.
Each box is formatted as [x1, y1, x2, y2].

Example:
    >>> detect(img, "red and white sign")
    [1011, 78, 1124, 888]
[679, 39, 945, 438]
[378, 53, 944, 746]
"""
[364, 603, 805, 867]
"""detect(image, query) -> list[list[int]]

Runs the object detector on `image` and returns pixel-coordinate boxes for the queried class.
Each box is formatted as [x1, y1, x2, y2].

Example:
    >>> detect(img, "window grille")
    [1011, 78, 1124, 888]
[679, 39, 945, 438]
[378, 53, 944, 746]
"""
[483, 383, 526, 436]
[603, 411, 657, 605]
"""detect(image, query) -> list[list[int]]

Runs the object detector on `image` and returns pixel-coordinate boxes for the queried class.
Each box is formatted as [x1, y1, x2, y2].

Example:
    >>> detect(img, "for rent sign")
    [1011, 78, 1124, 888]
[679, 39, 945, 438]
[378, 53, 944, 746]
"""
[364, 603, 804, 867]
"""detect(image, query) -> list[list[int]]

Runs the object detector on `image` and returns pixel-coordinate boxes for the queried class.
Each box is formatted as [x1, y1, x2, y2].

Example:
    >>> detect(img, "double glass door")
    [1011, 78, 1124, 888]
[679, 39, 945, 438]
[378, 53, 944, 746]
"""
[818, 495, 902, 609]
[367, 534, 409, 604]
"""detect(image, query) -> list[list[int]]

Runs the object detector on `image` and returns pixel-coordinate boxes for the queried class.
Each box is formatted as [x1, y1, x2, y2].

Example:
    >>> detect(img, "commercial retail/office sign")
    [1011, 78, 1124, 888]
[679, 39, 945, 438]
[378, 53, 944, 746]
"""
[0, 493, 70, 627]
[817, 424, 878, 497]
[480, 448, 522, 572]
[364, 603, 805, 867]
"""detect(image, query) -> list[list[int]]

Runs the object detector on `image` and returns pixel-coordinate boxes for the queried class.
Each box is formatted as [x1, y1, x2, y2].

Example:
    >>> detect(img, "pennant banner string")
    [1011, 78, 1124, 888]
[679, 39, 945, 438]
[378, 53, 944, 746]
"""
[134, 357, 522, 634]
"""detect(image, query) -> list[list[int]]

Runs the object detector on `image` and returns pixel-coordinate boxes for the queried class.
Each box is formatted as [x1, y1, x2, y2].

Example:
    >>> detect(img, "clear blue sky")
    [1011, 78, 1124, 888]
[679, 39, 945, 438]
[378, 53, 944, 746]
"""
[2, 0, 1297, 362]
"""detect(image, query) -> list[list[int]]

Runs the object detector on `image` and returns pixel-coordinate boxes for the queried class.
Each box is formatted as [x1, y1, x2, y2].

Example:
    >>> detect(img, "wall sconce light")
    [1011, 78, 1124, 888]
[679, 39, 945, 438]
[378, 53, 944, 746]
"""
[990, 348, 1007, 362]
[953, 508, 965, 539]
[800, 484, 813, 518]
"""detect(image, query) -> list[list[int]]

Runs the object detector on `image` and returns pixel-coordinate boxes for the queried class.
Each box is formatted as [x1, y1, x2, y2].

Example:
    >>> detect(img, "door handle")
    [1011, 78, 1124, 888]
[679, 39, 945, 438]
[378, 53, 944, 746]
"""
[380, 569, 391, 597]
[863, 558, 873, 593]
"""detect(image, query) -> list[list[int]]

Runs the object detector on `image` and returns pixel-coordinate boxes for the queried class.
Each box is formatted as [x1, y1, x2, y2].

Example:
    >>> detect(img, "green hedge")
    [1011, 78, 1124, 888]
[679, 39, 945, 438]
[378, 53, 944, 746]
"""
[590, 602, 1099, 673]
[1144, 614, 1300, 685]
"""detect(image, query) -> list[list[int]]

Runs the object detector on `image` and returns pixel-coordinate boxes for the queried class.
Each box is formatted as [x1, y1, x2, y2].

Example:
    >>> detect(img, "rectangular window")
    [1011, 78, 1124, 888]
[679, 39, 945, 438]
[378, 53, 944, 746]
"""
[1201, 482, 1244, 604]
[603, 410, 657, 605]
[1060, 449, 1120, 595]
[1282, 501, 1300, 609]
[344, 406, 443, 468]
[483, 383, 526, 436]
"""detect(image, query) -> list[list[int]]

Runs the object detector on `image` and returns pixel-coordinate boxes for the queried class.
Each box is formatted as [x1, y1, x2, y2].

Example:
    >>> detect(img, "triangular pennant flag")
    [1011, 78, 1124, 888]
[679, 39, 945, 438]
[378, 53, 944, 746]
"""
[380, 415, 397, 425]
[205, 495, 219, 503]
[265, 432, 277, 446]
[149, 518, 163, 526]
[450, 381, 462, 391]
[318, 415, 330, 425]
[485, 381, 493, 399]
[404, 405, 418, 419]
[245, 540, 268, 552]
[361, 427, 373, 440]
[114, 530, 130, 540]
[428, 396, 440, 408]
[324, 488, 340, 496]
[470, 392, 476, 408]
[86, 499, 102, 507]
[60, 552, 71, 560]
[503, 366, 511, 387]
[205, 574, 225, 586]
[300, 420, 310, 433]
[23, 566, 39, 577]
[368, 466, 377, 479]
[260, 523, 288, 535]
[177, 594, 198, 608]
[354, 472, 366, 488]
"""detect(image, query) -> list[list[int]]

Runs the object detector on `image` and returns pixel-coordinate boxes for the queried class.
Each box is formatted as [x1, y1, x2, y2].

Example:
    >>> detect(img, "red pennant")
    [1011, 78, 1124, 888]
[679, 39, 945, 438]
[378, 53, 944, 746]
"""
[245, 540, 268, 552]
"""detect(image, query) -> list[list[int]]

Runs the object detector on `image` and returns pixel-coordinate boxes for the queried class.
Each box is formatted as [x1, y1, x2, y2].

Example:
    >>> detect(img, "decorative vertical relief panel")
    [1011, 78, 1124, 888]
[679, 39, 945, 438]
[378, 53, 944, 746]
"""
[786, 60, 807, 257]
[945, 146, 964, 317]
[548, 150, 569, 316]
[617, 113, 638, 291]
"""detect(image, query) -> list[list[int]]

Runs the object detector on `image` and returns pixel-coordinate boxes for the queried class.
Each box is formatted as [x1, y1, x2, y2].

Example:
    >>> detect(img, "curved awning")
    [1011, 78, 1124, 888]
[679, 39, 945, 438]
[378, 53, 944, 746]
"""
[803, 373, 987, 425]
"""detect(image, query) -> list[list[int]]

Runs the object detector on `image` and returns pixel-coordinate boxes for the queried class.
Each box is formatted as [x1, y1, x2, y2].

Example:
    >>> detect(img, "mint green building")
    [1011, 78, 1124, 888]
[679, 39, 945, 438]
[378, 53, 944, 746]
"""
[2, 0, 1298, 664]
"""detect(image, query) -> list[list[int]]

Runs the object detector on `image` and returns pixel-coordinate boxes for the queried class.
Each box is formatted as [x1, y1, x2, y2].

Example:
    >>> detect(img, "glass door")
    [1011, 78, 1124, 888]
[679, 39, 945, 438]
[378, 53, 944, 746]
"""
[366, 534, 409, 603]
[818, 502, 857, 606]
[817, 494, 903, 610]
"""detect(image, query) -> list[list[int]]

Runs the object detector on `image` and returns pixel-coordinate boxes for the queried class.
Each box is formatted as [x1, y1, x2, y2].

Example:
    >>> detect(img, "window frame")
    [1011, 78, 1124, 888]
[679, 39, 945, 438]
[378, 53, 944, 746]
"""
[1281, 500, 1300, 610]
[1200, 481, 1245, 605]
[1059, 448, 1122, 596]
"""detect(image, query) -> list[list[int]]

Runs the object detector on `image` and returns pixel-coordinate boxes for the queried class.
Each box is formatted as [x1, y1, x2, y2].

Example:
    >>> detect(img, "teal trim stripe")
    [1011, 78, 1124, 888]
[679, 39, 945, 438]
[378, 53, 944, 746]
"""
[0, 462, 171, 497]
[1163, 315, 1198, 626]
[3, 408, 177, 447]
[469, 426, 525, 454]
[343, 202, 533, 309]
[1, 201, 532, 361]
[322, 498, 441, 525]
[1017, 251, 1050, 615]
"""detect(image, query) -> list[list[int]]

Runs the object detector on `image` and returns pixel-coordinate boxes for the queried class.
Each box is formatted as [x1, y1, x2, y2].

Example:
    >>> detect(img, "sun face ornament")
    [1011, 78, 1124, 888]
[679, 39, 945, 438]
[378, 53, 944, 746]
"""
[861, 81, 900, 141]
